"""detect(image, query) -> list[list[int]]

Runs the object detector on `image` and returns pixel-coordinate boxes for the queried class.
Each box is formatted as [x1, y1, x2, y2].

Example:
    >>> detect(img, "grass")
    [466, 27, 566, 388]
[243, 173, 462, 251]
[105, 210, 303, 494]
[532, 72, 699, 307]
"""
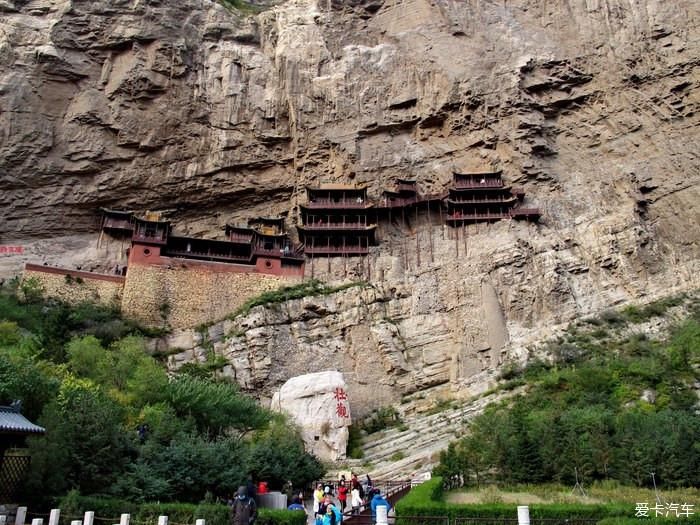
[390, 451, 406, 461]
[228, 279, 366, 320]
[217, 0, 273, 14]
[424, 398, 456, 416]
[447, 482, 700, 506]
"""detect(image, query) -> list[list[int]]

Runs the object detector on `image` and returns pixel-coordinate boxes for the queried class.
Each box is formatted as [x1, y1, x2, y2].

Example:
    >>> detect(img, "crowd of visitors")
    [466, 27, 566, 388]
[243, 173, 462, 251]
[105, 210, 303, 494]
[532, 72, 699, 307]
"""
[229, 473, 392, 525]
[307, 473, 392, 524]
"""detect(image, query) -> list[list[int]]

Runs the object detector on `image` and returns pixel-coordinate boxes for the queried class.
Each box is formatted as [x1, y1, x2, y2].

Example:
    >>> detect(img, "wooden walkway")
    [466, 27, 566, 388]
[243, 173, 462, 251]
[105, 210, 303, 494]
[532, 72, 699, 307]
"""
[340, 480, 413, 525]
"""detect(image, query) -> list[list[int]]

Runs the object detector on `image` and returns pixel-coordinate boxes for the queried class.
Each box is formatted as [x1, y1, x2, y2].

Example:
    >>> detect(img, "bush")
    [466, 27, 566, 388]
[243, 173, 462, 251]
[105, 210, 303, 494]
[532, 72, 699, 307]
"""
[60, 494, 306, 525]
[395, 477, 683, 522]
[360, 406, 402, 434]
[60, 492, 139, 520]
[258, 509, 307, 525]
[230, 280, 365, 319]
[139, 503, 229, 525]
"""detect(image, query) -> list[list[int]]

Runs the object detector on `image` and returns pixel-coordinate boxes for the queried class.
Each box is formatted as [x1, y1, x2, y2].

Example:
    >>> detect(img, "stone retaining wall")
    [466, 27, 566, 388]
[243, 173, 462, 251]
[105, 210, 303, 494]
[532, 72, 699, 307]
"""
[23, 264, 124, 308]
[121, 260, 292, 329]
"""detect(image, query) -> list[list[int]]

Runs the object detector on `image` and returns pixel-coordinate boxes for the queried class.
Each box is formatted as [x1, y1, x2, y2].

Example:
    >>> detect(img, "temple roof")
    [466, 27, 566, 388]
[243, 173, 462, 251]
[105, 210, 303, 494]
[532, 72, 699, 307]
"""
[248, 216, 285, 225]
[100, 208, 134, 217]
[225, 224, 254, 232]
[452, 170, 502, 176]
[307, 184, 368, 191]
[0, 405, 45, 435]
[133, 216, 170, 225]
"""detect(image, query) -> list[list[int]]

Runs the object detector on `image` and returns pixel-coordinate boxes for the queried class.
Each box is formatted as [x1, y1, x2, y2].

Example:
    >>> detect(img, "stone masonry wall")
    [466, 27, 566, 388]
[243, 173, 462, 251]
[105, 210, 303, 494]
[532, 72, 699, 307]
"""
[121, 260, 292, 329]
[23, 265, 124, 308]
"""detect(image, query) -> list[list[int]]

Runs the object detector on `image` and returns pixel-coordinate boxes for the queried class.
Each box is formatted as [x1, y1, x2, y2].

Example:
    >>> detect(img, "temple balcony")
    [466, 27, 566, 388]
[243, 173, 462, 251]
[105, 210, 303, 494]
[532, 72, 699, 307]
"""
[133, 231, 168, 245]
[228, 232, 254, 243]
[447, 195, 516, 204]
[381, 196, 418, 208]
[299, 222, 376, 231]
[510, 208, 541, 220]
[165, 249, 253, 263]
[446, 211, 509, 222]
[453, 180, 504, 189]
[304, 245, 370, 255]
[304, 199, 373, 209]
[254, 246, 292, 257]
[103, 218, 133, 232]
[397, 181, 417, 192]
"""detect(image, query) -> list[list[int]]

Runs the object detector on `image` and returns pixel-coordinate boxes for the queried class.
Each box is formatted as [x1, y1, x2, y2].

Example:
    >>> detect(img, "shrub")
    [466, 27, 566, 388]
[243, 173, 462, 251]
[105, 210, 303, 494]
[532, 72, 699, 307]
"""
[600, 310, 625, 325]
[258, 509, 307, 525]
[396, 478, 633, 521]
[60, 492, 139, 520]
[60, 494, 306, 525]
[360, 406, 402, 434]
[229, 280, 366, 319]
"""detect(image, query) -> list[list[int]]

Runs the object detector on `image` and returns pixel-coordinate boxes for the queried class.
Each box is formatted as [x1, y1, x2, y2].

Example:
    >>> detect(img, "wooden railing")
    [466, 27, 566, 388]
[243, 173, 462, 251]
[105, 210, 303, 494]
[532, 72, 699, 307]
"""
[228, 233, 254, 243]
[510, 207, 540, 216]
[446, 212, 508, 220]
[453, 181, 503, 189]
[102, 218, 133, 231]
[133, 231, 167, 244]
[305, 245, 369, 255]
[302, 222, 374, 230]
[447, 196, 515, 204]
[166, 249, 252, 262]
[305, 199, 372, 209]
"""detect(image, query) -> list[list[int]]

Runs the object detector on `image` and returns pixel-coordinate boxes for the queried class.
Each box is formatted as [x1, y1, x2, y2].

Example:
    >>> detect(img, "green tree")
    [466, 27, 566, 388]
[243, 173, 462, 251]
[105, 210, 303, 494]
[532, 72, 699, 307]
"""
[115, 432, 248, 502]
[23, 376, 132, 501]
[0, 350, 59, 420]
[166, 376, 270, 435]
[248, 419, 324, 490]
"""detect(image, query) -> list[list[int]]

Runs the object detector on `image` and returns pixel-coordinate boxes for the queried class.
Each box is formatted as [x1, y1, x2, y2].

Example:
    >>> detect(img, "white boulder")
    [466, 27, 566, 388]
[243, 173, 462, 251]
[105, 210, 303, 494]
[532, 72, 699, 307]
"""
[271, 370, 351, 461]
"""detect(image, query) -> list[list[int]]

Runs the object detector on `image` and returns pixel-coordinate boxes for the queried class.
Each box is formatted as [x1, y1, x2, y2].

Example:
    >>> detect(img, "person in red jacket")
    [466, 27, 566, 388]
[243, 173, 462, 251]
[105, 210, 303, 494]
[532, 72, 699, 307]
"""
[337, 477, 349, 513]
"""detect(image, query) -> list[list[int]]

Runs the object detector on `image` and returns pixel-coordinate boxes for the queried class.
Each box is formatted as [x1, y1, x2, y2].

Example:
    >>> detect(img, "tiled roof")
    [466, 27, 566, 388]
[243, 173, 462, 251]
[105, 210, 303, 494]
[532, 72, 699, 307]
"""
[0, 406, 45, 435]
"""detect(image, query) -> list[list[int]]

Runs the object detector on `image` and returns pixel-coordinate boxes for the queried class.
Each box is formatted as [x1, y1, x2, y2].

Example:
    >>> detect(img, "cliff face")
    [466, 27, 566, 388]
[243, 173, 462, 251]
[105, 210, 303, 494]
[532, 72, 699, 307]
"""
[2, 0, 699, 406]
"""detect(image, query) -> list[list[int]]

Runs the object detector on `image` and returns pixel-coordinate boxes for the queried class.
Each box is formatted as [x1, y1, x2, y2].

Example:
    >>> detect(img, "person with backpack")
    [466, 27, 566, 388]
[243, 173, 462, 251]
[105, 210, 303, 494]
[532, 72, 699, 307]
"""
[370, 489, 391, 524]
[231, 486, 257, 525]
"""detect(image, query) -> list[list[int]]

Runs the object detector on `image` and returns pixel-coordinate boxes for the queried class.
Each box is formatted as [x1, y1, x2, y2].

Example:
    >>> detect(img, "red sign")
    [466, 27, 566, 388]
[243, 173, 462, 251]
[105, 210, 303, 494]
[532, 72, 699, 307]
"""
[333, 387, 347, 401]
[0, 246, 24, 254]
[336, 402, 349, 419]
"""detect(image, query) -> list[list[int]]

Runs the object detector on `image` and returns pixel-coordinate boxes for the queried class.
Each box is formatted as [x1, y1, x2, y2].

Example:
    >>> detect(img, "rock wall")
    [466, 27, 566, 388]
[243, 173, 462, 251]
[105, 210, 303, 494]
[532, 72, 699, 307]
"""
[122, 261, 290, 329]
[2, 0, 700, 409]
[22, 264, 124, 307]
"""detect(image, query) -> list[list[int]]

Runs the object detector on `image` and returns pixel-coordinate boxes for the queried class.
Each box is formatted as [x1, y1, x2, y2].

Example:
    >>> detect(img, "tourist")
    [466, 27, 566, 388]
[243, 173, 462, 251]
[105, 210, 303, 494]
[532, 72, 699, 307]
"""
[318, 494, 335, 525]
[351, 484, 362, 515]
[287, 496, 306, 514]
[337, 479, 348, 513]
[247, 475, 258, 504]
[230, 486, 257, 525]
[313, 483, 324, 518]
[370, 489, 391, 523]
[322, 505, 337, 525]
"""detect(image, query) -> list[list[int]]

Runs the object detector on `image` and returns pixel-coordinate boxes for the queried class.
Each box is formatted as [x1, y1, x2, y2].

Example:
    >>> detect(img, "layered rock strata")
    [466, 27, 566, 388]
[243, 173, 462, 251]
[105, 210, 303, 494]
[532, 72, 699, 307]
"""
[2, 0, 699, 415]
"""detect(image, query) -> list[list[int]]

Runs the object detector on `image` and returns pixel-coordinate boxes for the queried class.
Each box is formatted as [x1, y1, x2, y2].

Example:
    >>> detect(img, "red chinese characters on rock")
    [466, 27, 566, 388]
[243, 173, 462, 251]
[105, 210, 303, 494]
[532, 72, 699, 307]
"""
[0, 246, 24, 254]
[334, 387, 350, 419]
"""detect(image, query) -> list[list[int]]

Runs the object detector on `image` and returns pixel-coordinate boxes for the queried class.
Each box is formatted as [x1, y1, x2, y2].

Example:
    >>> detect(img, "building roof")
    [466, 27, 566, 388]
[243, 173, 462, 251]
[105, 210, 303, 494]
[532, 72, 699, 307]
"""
[99, 208, 134, 217]
[248, 216, 285, 225]
[452, 170, 502, 177]
[307, 184, 368, 191]
[133, 216, 170, 226]
[0, 406, 45, 435]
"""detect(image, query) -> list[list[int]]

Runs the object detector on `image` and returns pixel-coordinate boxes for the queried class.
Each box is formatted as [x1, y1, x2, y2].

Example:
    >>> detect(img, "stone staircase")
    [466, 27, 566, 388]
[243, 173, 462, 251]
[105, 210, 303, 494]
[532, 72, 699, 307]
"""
[350, 393, 503, 480]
